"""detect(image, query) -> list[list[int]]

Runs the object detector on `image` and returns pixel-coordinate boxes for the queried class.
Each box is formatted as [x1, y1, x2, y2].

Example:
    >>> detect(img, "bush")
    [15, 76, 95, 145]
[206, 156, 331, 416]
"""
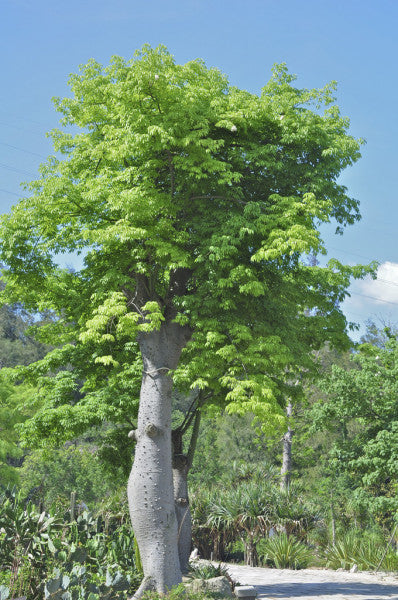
[325, 532, 398, 572]
[259, 533, 313, 569]
[0, 488, 141, 600]
[188, 562, 230, 580]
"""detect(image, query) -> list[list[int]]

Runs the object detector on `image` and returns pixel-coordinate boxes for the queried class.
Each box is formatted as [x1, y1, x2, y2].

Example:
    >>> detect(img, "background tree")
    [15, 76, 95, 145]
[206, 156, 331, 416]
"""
[0, 46, 371, 595]
[310, 331, 398, 526]
[0, 381, 34, 484]
[0, 296, 51, 486]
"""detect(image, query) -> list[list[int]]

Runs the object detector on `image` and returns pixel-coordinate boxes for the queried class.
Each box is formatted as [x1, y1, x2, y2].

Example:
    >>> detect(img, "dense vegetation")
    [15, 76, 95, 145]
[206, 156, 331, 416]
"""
[0, 297, 397, 598]
[0, 46, 397, 598]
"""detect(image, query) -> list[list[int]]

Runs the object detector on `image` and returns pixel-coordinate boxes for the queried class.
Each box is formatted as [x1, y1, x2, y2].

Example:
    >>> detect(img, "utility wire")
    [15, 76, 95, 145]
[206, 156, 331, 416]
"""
[0, 188, 24, 198]
[327, 245, 398, 287]
[0, 109, 49, 127]
[327, 244, 396, 266]
[0, 142, 46, 158]
[348, 291, 398, 307]
[0, 120, 44, 135]
[0, 163, 36, 177]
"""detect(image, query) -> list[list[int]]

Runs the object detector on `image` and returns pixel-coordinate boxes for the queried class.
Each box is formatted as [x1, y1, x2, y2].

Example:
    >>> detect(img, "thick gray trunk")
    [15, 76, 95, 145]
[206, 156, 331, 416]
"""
[128, 322, 189, 598]
[280, 400, 293, 491]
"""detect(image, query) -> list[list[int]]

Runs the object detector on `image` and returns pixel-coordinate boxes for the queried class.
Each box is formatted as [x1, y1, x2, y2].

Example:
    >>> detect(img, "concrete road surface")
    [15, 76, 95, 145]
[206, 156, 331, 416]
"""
[225, 564, 398, 600]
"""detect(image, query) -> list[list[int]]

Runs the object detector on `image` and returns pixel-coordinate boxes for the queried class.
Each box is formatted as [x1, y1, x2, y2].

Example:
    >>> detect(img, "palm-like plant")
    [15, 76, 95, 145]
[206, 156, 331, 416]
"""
[274, 484, 317, 539]
[206, 481, 277, 566]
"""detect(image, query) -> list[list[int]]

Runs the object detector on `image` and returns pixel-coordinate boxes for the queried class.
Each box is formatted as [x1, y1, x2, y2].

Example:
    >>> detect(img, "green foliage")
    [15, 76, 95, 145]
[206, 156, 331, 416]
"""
[0, 488, 140, 600]
[0, 45, 372, 453]
[0, 299, 50, 368]
[44, 564, 133, 599]
[311, 335, 398, 521]
[142, 584, 211, 600]
[0, 488, 64, 598]
[188, 562, 230, 580]
[191, 468, 315, 565]
[0, 381, 37, 485]
[190, 413, 277, 487]
[259, 533, 312, 569]
[324, 531, 398, 571]
[18, 445, 121, 509]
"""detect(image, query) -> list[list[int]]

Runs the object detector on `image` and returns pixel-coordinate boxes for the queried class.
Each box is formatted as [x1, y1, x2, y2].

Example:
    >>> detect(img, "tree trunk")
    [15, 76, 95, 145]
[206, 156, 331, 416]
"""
[127, 322, 189, 598]
[172, 406, 201, 572]
[172, 454, 191, 573]
[280, 400, 293, 491]
[245, 537, 258, 567]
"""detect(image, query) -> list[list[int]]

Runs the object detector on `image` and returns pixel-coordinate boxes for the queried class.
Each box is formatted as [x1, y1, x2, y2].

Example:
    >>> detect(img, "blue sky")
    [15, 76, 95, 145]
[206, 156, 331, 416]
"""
[1, 0, 398, 339]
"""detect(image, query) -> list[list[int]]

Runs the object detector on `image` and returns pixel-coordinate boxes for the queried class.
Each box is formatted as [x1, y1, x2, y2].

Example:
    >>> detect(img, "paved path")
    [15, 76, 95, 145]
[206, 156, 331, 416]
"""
[225, 564, 398, 600]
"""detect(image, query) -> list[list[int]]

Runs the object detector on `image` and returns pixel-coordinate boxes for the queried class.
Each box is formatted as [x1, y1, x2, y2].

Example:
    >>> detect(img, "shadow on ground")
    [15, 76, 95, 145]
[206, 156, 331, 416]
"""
[253, 581, 398, 599]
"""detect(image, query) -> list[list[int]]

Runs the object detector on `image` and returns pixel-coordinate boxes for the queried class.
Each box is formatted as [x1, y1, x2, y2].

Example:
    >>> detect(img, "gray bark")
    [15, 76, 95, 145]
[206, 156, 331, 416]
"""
[127, 321, 190, 598]
[172, 408, 201, 572]
[172, 453, 191, 573]
[280, 400, 293, 491]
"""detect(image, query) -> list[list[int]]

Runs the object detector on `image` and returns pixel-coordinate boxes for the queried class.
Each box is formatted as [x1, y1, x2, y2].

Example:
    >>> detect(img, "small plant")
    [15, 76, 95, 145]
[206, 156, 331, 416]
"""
[324, 532, 398, 572]
[381, 552, 398, 572]
[188, 562, 229, 580]
[0, 585, 10, 600]
[324, 534, 358, 570]
[0, 488, 141, 599]
[144, 584, 228, 600]
[44, 564, 133, 599]
[259, 533, 312, 569]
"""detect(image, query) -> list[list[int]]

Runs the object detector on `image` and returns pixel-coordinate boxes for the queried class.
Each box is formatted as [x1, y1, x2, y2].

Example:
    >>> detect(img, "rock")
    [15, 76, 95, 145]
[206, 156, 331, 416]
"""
[235, 585, 257, 599]
[188, 576, 233, 597]
[350, 564, 358, 573]
[190, 548, 199, 560]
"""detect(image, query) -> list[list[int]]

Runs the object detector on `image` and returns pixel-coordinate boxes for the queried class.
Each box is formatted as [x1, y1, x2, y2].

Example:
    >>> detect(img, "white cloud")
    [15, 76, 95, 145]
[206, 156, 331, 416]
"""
[355, 261, 398, 305]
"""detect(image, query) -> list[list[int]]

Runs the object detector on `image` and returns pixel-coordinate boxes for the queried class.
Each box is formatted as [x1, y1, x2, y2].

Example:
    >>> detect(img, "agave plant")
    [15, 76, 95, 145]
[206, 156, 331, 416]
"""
[188, 561, 230, 580]
[324, 532, 360, 570]
[260, 533, 312, 569]
[325, 531, 398, 572]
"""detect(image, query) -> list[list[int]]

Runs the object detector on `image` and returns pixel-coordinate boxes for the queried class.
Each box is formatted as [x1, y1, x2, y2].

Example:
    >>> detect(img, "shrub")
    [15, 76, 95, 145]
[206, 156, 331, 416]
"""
[259, 533, 312, 569]
[324, 534, 358, 570]
[325, 532, 398, 572]
[188, 562, 229, 580]
[0, 488, 141, 600]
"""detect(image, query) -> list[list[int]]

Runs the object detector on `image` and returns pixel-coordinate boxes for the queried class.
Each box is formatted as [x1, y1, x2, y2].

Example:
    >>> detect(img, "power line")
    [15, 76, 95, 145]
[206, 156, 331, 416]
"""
[348, 291, 398, 307]
[0, 109, 50, 127]
[375, 277, 398, 288]
[0, 188, 24, 198]
[327, 245, 379, 263]
[0, 162, 36, 177]
[327, 245, 398, 288]
[0, 142, 46, 159]
[0, 120, 44, 135]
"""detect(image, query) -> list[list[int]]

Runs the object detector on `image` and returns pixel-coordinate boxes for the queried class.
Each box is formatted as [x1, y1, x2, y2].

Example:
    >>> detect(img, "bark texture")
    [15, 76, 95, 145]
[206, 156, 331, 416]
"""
[172, 453, 191, 573]
[280, 400, 293, 491]
[128, 321, 189, 598]
[172, 399, 202, 572]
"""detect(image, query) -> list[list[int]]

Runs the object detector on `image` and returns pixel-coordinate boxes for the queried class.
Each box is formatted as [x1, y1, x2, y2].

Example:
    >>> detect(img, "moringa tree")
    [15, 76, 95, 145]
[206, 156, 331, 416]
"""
[0, 45, 372, 596]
